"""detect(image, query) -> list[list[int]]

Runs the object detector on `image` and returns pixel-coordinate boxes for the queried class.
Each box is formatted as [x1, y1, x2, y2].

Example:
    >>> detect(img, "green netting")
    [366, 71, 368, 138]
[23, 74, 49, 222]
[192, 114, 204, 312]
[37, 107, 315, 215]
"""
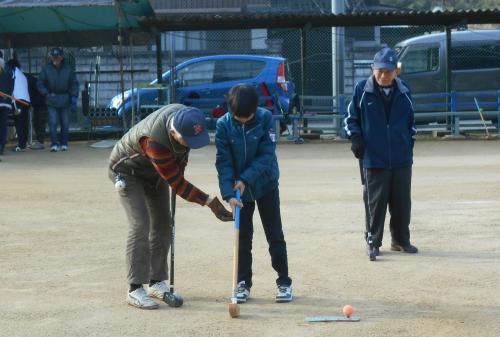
[0, 0, 153, 33]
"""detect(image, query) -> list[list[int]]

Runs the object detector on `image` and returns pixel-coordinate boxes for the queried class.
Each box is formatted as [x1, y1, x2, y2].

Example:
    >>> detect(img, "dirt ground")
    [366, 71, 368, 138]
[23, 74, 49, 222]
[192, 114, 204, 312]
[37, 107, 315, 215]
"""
[1, 139, 499, 337]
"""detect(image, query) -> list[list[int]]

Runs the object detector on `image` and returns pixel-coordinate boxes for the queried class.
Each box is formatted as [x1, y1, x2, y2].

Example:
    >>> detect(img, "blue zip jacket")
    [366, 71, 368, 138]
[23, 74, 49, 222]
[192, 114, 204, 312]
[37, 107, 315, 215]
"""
[37, 60, 79, 108]
[344, 76, 417, 169]
[215, 107, 279, 202]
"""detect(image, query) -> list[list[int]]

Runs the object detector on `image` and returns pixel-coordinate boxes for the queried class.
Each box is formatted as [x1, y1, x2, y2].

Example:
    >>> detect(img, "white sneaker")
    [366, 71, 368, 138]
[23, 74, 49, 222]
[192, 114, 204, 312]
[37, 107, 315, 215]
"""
[147, 281, 169, 300]
[127, 287, 159, 310]
[276, 284, 293, 303]
[13, 146, 25, 152]
[60, 145, 68, 151]
[236, 281, 250, 303]
[50, 145, 59, 152]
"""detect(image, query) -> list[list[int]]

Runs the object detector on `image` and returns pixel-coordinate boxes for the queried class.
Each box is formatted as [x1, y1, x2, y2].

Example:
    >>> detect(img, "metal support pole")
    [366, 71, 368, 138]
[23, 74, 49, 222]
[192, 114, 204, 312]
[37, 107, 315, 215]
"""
[451, 91, 459, 136]
[300, 27, 307, 133]
[445, 26, 452, 130]
[155, 34, 164, 104]
[300, 28, 306, 102]
[115, 1, 127, 132]
[332, 0, 345, 102]
[497, 90, 500, 136]
[129, 35, 136, 126]
[169, 32, 176, 104]
[27, 48, 32, 74]
[338, 95, 346, 137]
[27, 48, 33, 145]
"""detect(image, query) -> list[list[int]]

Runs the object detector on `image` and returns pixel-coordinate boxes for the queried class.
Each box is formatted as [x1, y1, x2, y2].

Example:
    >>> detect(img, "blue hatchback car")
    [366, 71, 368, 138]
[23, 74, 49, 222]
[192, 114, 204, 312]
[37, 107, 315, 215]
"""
[109, 54, 297, 123]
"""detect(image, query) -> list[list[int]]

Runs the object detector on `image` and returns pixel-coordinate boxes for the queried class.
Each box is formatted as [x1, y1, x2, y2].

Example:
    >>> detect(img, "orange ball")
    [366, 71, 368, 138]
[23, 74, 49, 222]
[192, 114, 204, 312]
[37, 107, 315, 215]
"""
[343, 304, 354, 318]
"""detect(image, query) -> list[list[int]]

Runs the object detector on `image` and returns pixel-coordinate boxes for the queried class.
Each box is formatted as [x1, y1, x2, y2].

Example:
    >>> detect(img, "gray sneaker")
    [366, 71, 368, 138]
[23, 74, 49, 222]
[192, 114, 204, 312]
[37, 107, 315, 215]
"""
[147, 281, 169, 300]
[276, 285, 293, 303]
[127, 287, 159, 310]
[50, 145, 59, 152]
[30, 141, 45, 150]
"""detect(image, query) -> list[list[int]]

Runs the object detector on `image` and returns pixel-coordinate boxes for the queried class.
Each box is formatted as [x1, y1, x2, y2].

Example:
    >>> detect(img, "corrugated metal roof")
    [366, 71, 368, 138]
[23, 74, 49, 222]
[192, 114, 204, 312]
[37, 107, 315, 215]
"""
[140, 9, 500, 31]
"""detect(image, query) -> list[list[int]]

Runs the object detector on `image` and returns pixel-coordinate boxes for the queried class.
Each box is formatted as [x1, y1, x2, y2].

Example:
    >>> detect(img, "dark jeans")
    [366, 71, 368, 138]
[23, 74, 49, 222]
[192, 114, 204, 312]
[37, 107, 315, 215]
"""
[238, 187, 292, 288]
[13, 105, 29, 148]
[33, 107, 47, 143]
[0, 107, 10, 150]
[48, 106, 70, 147]
[364, 166, 412, 248]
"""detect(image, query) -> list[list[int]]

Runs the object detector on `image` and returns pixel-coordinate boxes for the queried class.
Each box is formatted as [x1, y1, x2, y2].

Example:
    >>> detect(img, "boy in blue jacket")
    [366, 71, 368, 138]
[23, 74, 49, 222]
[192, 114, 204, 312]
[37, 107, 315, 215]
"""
[344, 47, 418, 260]
[215, 84, 292, 303]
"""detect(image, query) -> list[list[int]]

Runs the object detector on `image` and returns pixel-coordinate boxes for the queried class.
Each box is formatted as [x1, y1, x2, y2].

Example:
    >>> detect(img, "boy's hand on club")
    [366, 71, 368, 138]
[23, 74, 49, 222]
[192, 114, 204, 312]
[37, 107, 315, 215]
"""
[207, 196, 233, 222]
[233, 180, 246, 195]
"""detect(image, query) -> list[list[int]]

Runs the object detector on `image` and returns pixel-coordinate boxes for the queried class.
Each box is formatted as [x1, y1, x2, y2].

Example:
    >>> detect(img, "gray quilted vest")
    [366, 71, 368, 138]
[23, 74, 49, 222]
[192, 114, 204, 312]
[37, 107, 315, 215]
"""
[109, 103, 189, 182]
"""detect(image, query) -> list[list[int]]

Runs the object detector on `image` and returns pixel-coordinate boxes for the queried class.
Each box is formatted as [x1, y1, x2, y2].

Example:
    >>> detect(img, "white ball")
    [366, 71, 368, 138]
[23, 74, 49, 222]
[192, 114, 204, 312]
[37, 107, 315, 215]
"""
[115, 180, 126, 191]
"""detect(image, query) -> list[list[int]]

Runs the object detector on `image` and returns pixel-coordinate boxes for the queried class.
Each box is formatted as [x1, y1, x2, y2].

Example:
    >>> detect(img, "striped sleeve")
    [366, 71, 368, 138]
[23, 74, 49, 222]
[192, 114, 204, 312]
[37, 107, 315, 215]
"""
[140, 137, 209, 206]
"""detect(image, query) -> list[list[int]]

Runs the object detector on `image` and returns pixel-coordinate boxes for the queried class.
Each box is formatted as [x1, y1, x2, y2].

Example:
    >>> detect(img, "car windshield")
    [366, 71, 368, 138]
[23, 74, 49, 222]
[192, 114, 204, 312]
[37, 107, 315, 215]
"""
[149, 70, 171, 85]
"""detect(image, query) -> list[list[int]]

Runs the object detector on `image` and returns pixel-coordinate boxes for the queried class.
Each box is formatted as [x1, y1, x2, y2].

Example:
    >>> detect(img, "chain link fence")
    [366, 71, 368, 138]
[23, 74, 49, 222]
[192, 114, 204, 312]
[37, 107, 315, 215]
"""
[7, 23, 499, 136]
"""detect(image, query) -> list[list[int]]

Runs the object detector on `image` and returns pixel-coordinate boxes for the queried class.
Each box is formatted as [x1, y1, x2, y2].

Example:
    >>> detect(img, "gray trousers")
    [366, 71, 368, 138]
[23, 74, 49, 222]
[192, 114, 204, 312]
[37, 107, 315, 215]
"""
[364, 166, 412, 248]
[114, 171, 172, 285]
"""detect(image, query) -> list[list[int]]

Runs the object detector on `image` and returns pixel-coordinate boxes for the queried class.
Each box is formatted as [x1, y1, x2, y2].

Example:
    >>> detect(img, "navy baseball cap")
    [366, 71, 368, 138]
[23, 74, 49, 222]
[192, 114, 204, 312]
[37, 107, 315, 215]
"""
[373, 47, 398, 71]
[173, 107, 209, 149]
[50, 47, 64, 57]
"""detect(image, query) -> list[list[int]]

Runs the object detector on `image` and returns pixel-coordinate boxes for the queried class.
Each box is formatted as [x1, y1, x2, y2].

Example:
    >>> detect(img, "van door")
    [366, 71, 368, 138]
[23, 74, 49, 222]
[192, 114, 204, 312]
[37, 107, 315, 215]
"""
[398, 44, 442, 94]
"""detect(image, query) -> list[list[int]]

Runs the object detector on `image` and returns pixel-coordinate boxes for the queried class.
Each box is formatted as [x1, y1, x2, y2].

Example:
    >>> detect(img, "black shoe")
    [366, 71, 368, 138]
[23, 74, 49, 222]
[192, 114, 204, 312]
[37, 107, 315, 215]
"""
[391, 243, 418, 254]
[367, 245, 380, 261]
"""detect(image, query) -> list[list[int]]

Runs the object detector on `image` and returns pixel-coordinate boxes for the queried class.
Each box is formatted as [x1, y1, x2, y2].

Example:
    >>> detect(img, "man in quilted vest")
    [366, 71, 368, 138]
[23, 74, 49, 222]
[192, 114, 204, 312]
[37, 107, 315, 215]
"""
[109, 104, 232, 309]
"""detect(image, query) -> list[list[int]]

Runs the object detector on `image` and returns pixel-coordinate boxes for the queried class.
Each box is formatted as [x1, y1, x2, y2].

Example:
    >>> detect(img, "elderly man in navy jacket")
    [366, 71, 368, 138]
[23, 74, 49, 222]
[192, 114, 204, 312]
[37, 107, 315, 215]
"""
[344, 47, 418, 260]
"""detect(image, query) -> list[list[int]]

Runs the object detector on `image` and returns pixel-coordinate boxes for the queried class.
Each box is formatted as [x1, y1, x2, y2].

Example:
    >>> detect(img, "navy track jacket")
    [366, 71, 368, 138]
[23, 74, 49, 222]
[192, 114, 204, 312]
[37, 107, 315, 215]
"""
[344, 76, 417, 169]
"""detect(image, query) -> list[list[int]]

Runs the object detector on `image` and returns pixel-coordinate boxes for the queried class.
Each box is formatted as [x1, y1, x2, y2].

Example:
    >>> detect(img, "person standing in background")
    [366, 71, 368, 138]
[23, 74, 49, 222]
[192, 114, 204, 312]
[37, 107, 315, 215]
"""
[7, 59, 30, 152]
[37, 47, 78, 152]
[0, 53, 14, 156]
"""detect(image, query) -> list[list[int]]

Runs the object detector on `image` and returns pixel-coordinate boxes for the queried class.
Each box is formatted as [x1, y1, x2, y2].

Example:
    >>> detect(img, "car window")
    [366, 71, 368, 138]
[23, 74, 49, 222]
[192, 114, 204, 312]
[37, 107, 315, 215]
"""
[400, 47, 439, 74]
[213, 59, 266, 83]
[452, 43, 500, 70]
[176, 61, 215, 87]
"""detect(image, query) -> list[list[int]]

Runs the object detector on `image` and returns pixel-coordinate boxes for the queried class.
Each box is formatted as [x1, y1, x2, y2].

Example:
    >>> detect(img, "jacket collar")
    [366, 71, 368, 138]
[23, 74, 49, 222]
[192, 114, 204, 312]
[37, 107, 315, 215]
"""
[363, 75, 409, 94]
[230, 111, 257, 127]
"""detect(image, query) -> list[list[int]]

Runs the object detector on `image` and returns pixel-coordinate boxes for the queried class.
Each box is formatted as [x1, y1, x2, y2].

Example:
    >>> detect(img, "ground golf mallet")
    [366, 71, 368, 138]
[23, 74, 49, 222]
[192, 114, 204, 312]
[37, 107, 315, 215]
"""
[228, 189, 241, 318]
[360, 160, 376, 261]
[473, 97, 491, 138]
[0, 90, 30, 107]
[163, 190, 183, 307]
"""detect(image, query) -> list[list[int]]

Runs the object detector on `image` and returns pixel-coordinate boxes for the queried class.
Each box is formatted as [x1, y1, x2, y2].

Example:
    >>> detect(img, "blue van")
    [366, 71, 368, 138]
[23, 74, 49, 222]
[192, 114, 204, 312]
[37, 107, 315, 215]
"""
[109, 54, 297, 122]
